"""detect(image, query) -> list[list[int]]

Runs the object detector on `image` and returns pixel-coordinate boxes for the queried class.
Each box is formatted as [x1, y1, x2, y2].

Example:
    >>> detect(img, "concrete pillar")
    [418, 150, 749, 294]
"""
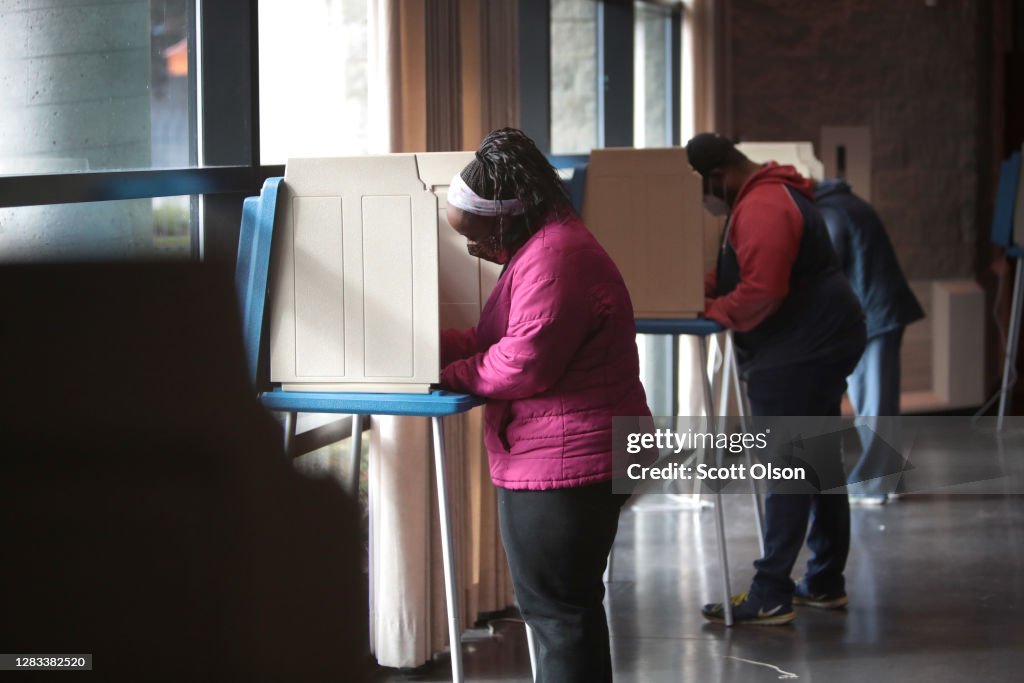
[0, 0, 154, 260]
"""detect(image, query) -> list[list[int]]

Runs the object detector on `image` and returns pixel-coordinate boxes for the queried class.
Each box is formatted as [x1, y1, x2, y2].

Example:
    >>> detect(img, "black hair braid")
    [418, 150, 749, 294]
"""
[459, 128, 571, 238]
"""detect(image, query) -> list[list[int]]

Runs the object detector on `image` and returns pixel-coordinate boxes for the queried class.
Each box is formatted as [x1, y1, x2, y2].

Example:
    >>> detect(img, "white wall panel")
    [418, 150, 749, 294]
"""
[820, 127, 871, 200]
[737, 141, 825, 182]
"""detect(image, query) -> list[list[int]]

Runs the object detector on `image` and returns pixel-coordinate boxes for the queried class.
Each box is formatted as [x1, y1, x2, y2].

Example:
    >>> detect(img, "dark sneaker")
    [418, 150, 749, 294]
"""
[702, 592, 795, 625]
[793, 580, 848, 609]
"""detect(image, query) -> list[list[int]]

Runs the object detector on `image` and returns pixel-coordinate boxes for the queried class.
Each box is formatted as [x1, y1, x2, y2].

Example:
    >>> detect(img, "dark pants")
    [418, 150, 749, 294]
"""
[497, 481, 627, 683]
[746, 355, 859, 602]
[847, 327, 905, 494]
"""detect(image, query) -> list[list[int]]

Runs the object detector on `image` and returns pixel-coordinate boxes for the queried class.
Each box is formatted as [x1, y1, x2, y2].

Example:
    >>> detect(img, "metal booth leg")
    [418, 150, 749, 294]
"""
[725, 334, 766, 555]
[526, 623, 539, 682]
[698, 336, 734, 626]
[431, 416, 464, 683]
[998, 260, 1024, 431]
[283, 411, 297, 456]
[348, 414, 363, 500]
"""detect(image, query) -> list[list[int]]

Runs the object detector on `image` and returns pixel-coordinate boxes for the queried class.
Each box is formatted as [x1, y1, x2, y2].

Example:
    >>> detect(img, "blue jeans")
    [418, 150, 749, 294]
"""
[746, 354, 859, 603]
[846, 328, 905, 495]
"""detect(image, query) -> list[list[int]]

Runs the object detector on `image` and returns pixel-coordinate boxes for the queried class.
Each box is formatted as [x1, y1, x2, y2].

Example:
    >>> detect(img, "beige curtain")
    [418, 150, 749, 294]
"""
[674, 0, 732, 418]
[376, 0, 519, 151]
[460, 0, 520, 147]
[367, 410, 512, 667]
[367, 0, 516, 668]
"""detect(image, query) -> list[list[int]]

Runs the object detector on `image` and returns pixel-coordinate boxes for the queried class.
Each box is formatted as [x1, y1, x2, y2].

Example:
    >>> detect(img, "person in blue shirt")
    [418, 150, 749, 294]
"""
[815, 179, 925, 503]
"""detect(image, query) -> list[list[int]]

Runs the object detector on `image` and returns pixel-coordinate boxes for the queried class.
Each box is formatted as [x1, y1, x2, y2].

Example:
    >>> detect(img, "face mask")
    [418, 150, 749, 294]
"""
[702, 174, 732, 217]
[703, 194, 731, 217]
[467, 235, 510, 265]
[465, 218, 527, 264]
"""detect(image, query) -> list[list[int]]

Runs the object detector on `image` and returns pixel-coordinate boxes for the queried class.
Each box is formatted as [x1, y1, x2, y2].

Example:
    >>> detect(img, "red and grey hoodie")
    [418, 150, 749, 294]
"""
[706, 163, 865, 374]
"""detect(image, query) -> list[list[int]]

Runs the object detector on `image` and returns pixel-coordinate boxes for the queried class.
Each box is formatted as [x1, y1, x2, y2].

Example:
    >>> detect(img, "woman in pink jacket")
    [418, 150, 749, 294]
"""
[440, 128, 650, 683]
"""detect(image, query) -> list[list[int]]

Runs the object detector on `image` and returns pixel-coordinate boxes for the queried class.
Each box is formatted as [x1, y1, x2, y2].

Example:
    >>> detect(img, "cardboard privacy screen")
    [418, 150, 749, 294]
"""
[581, 147, 708, 318]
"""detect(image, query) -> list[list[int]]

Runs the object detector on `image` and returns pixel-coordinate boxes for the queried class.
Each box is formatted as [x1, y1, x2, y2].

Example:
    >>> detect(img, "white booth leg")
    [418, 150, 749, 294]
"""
[726, 334, 766, 555]
[348, 414, 363, 500]
[699, 336, 733, 627]
[431, 416, 464, 683]
[526, 622, 539, 682]
[283, 411, 297, 457]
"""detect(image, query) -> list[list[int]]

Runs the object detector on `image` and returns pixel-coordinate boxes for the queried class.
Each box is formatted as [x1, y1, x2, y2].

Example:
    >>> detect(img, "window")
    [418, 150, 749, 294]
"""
[0, 195, 193, 260]
[524, 0, 684, 154]
[680, 0, 697, 141]
[549, 0, 600, 154]
[258, 0, 376, 165]
[634, 2, 673, 148]
[0, 0, 195, 177]
[0, 0, 197, 259]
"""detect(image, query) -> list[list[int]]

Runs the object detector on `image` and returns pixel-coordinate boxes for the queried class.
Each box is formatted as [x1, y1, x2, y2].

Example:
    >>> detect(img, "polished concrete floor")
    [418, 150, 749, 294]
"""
[371, 489, 1024, 682]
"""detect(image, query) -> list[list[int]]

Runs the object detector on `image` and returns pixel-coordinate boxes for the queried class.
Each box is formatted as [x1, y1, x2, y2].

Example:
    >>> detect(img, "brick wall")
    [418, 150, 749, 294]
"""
[728, 0, 991, 279]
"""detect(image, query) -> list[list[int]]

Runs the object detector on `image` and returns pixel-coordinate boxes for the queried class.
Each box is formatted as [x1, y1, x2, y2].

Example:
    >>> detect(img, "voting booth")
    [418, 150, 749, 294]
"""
[240, 157, 501, 682]
[581, 147, 715, 318]
[268, 152, 500, 393]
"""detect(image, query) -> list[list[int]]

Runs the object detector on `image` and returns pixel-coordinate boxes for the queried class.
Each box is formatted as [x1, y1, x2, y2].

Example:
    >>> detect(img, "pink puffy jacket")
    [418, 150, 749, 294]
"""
[440, 213, 651, 490]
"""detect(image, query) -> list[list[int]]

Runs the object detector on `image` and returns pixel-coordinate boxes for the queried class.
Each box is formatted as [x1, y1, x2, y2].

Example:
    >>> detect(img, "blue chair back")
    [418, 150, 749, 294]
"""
[235, 177, 284, 385]
[991, 151, 1021, 248]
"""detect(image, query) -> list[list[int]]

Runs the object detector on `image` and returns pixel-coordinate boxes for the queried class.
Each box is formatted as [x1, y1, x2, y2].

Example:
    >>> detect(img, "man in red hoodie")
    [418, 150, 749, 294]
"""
[686, 133, 866, 625]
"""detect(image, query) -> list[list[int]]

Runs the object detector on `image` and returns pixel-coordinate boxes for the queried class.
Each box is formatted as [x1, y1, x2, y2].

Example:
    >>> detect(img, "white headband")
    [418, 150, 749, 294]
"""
[448, 172, 525, 217]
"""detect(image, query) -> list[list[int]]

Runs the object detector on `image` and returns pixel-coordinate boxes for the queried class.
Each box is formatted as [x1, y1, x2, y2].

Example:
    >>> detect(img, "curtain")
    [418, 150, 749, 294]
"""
[460, 0, 521, 147]
[367, 0, 517, 668]
[367, 410, 512, 667]
[674, 0, 732, 419]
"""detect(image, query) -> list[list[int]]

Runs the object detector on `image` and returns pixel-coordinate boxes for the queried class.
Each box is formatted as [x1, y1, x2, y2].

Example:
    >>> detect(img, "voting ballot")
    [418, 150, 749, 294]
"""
[268, 152, 500, 394]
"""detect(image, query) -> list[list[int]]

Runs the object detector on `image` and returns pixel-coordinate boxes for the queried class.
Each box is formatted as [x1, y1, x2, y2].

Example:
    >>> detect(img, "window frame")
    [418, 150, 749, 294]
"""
[518, 0, 683, 154]
[0, 0, 279, 263]
[0, 0, 687, 262]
